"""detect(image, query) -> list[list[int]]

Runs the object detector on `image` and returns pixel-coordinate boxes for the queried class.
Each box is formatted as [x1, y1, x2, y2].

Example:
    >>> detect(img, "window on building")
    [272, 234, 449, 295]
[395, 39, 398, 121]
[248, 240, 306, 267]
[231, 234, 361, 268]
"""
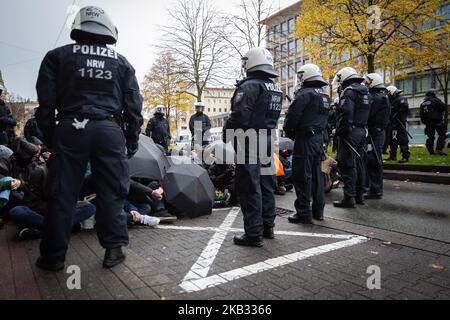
[288, 64, 295, 79]
[219, 108, 222, 113]
[268, 27, 274, 42]
[436, 4, 450, 27]
[281, 66, 287, 80]
[281, 21, 288, 35]
[288, 18, 295, 33]
[288, 41, 295, 55]
[273, 46, 279, 62]
[416, 74, 433, 94]
[224, 108, 228, 113]
[296, 61, 302, 72]
[281, 44, 287, 58]
[274, 25, 280, 39]
[288, 86, 294, 98]
[213, 108, 216, 113]
[296, 39, 301, 53]
[396, 77, 413, 96]
[208, 108, 211, 112]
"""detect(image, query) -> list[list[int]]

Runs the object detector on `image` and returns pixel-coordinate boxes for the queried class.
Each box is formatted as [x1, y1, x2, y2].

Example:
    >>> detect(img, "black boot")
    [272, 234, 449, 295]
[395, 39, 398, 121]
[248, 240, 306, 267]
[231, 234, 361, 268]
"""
[333, 196, 356, 208]
[399, 158, 409, 164]
[36, 256, 65, 272]
[263, 227, 275, 240]
[365, 193, 382, 200]
[355, 193, 365, 205]
[288, 214, 313, 225]
[436, 150, 447, 156]
[313, 211, 324, 221]
[103, 247, 126, 268]
[233, 234, 264, 248]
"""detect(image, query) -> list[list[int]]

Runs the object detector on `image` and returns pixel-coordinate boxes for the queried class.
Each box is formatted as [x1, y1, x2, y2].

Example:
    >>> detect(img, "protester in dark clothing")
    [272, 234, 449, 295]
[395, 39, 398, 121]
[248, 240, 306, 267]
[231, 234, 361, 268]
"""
[189, 102, 211, 147]
[0, 86, 17, 147]
[386, 86, 410, 163]
[420, 90, 447, 156]
[145, 105, 171, 152]
[363, 73, 391, 200]
[123, 201, 160, 227]
[24, 108, 45, 143]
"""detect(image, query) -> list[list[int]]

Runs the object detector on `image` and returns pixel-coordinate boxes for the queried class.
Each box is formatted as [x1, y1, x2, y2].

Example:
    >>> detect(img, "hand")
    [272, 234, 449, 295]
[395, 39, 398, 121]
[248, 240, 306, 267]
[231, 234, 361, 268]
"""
[42, 151, 51, 160]
[11, 179, 21, 190]
[152, 187, 164, 201]
[130, 211, 141, 223]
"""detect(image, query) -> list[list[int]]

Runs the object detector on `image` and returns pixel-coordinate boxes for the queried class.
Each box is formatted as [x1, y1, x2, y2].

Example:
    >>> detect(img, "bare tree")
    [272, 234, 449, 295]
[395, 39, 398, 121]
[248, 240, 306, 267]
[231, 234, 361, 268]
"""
[228, 0, 274, 56]
[160, 0, 232, 102]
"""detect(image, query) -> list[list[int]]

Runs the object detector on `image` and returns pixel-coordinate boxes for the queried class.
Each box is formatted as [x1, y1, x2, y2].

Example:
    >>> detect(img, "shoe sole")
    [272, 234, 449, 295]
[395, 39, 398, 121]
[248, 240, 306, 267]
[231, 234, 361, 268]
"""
[103, 256, 126, 269]
[288, 219, 313, 225]
[36, 261, 65, 272]
[233, 241, 264, 248]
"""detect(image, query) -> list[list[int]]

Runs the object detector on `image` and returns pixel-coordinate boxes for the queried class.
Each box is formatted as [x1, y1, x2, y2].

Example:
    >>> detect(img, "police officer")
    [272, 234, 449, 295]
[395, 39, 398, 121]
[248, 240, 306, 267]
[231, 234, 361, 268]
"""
[145, 105, 170, 152]
[35, 6, 143, 271]
[0, 84, 17, 147]
[420, 90, 447, 156]
[24, 107, 45, 143]
[332, 67, 371, 208]
[363, 73, 391, 200]
[283, 64, 330, 224]
[189, 102, 211, 148]
[386, 86, 410, 163]
[223, 48, 282, 247]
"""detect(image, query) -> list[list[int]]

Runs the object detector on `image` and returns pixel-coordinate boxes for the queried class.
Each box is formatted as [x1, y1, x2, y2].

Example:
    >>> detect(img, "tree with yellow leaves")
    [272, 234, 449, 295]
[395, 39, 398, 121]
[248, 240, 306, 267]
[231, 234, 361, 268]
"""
[296, 0, 443, 81]
[141, 52, 194, 132]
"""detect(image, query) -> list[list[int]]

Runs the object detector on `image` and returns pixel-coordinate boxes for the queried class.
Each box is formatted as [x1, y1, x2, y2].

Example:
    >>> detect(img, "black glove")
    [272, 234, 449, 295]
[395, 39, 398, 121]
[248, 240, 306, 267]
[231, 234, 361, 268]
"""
[127, 143, 138, 159]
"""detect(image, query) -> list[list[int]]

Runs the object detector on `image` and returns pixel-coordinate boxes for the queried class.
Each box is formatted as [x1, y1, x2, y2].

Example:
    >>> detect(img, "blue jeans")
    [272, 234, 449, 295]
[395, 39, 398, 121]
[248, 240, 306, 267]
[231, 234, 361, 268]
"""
[10, 204, 96, 230]
[124, 201, 152, 224]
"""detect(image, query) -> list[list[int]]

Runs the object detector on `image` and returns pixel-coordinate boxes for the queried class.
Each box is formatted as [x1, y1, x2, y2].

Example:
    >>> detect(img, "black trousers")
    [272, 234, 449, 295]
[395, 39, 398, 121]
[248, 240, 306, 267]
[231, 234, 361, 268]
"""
[292, 134, 325, 218]
[40, 120, 130, 263]
[337, 128, 367, 198]
[425, 123, 446, 154]
[389, 127, 410, 159]
[366, 131, 385, 195]
[235, 163, 276, 238]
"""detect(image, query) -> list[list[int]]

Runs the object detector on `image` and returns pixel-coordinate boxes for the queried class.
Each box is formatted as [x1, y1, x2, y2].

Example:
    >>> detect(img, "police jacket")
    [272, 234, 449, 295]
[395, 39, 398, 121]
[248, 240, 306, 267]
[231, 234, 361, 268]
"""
[145, 114, 170, 146]
[420, 96, 445, 125]
[335, 82, 371, 137]
[224, 76, 282, 132]
[0, 99, 17, 131]
[36, 42, 143, 148]
[367, 87, 391, 135]
[390, 94, 409, 129]
[189, 112, 211, 139]
[283, 84, 331, 141]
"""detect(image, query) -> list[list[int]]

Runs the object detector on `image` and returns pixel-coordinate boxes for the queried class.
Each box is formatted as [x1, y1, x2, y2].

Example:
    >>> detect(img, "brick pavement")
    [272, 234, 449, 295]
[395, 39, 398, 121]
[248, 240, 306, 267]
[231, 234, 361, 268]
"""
[0, 207, 449, 300]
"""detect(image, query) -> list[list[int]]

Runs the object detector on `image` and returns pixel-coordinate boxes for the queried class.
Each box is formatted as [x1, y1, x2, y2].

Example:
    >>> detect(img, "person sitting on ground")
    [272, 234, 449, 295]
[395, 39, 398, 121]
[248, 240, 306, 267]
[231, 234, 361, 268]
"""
[8, 139, 95, 240]
[128, 178, 177, 223]
[124, 201, 160, 227]
[275, 148, 293, 196]
[208, 163, 237, 207]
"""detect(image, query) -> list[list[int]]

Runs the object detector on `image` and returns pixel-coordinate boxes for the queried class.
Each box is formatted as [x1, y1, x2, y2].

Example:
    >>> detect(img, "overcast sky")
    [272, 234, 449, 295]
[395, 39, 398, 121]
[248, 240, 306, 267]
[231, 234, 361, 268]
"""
[0, 0, 296, 100]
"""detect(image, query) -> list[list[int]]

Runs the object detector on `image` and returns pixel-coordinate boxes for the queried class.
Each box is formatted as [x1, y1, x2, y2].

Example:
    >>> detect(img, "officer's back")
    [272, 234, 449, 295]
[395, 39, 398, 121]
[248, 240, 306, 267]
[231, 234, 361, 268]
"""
[420, 91, 445, 124]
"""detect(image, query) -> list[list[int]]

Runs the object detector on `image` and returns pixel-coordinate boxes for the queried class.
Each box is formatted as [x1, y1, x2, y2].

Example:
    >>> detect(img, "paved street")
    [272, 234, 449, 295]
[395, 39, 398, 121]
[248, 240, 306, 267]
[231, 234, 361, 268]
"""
[1, 180, 450, 300]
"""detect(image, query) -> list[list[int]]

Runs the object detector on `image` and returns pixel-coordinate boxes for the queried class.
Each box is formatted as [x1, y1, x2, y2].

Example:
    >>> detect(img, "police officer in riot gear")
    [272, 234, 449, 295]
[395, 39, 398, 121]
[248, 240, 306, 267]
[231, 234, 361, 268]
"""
[35, 6, 143, 271]
[145, 105, 171, 152]
[420, 90, 447, 156]
[0, 84, 17, 147]
[332, 67, 371, 208]
[284, 64, 330, 224]
[189, 102, 211, 147]
[364, 73, 391, 200]
[386, 86, 410, 163]
[224, 47, 282, 247]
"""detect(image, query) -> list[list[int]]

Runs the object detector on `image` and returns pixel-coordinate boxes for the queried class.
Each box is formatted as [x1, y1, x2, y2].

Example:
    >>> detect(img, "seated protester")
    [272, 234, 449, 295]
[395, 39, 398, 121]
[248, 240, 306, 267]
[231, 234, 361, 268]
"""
[124, 201, 160, 227]
[276, 149, 293, 195]
[208, 163, 237, 207]
[128, 178, 177, 223]
[7, 139, 95, 240]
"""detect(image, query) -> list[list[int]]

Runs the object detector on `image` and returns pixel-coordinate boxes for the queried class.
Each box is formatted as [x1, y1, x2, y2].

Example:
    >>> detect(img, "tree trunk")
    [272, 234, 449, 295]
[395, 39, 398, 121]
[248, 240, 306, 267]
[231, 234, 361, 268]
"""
[367, 54, 375, 74]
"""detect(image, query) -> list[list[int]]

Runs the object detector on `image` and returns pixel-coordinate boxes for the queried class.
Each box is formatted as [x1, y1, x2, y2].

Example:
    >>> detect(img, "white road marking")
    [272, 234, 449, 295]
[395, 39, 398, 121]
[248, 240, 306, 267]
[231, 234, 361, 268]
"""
[181, 207, 241, 282]
[156, 208, 369, 293]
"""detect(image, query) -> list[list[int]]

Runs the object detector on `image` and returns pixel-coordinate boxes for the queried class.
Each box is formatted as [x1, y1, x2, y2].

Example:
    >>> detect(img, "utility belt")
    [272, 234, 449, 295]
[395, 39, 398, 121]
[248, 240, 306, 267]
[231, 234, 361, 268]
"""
[58, 114, 122, 130]
[296, 127, 323, 138]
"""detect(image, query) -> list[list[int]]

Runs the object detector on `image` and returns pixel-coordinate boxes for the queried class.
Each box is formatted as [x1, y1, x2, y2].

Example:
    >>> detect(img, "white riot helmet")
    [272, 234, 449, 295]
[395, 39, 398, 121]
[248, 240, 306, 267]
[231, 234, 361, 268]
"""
[332, 67, 363, 89]
[364, 73, 385, 89]
[195, 101, 205, 113]
[71, 6, 118, 44]
[297, 63, 327, 87]
[155, 105, 165, 115]
[386, 85, 402, 97]
[242, 48, 278, 78]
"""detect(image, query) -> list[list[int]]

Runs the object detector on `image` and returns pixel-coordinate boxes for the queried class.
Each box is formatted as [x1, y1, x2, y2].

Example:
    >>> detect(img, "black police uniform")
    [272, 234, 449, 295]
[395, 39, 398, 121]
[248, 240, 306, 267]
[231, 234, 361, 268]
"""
[0, 98, 17, 147]
[224, 75, 282, 241]
[335, 81, 371, 203]
[145, 113, 170, 150]
[24, 116, 45, 143]
[283, 84, 330, 222]
[388, 94, 410, 161]
[366, 87, 391, 196]
[189, 112, 211, 147]
[420, 94, 446, 155]
[36, 43, 143, 264]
